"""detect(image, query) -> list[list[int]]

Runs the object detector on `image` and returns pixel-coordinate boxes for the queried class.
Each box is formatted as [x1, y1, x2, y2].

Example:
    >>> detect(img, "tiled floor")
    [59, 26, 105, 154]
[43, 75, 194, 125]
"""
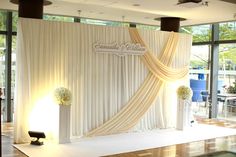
[2, 135, 27, 157]
[2, 118, 236, 157]
[104, 118, 236, 157]
[2, 123, 27, 157]
[104, 136, 236, 157]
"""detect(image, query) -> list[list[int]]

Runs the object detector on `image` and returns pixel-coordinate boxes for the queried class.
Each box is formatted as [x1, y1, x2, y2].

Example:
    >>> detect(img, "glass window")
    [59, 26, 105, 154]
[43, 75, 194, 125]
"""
[180, 25, 211, 42]
[219, 21, 236, 40]
[190, 45, 211, 72]
[218, 43, 236, 87]
[136, 24, 160, 30]
[81, 18, 128, 27]
[12, 35, 16, 89]
[217, 43, 236, 119]
[0, 35, 6, 121]
[12, 12, 18, 32]
[189, 45, 211, 118]
[43, 15, 74, 22]
[0, 11, 6, 31]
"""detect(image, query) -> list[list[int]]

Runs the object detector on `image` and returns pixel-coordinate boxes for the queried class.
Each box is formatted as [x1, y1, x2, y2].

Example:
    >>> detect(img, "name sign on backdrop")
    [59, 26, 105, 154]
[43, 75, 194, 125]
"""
[93, 42, 146, 57]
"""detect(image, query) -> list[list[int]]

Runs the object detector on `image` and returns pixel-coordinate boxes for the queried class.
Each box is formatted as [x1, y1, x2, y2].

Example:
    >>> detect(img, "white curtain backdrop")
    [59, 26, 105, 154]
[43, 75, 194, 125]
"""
[14, 18, 192, 143]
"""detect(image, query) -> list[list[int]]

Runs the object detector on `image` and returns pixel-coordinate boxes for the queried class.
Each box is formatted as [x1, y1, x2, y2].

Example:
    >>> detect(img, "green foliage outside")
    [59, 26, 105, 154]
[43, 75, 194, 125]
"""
[180, 25, 211, 42]
[190, 60, 208, 69]
[43, 15, 74, 22]
[0, 11, 6, 56]
[12, 12, 18, 32]
[190, 46, 236, 70]
[226, 81, 236, 93]
[181, 22, 236, 42]
[0, 11, 6, 31]
[219, 22, 236, 40]
[0, 34, 5, 57]
[81, 18, 128, 27]
[219, 47, 236, 70]
[182, 22, 236, 69]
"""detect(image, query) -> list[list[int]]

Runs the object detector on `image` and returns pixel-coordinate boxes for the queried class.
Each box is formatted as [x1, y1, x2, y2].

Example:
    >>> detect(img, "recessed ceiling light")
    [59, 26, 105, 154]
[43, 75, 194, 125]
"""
[133, 3, 140, 7]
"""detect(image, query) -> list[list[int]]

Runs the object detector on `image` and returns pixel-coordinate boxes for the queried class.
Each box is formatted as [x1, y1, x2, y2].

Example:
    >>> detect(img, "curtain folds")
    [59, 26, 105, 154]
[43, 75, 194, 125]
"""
[130, 28, 189, 82]
[86, 29, 188, 136]
[14, 18, 192, 143]
[87, 73, 162, 136]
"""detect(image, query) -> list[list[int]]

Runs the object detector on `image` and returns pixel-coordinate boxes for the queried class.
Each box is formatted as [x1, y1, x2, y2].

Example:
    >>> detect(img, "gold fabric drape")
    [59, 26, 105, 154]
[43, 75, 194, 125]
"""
[129, 29, 189, 82]
[86, 28, 189, 137]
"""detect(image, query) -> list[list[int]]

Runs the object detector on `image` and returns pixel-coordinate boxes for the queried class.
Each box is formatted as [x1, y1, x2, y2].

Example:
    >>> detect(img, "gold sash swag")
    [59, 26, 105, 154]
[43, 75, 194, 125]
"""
[86, 28, 189, 137]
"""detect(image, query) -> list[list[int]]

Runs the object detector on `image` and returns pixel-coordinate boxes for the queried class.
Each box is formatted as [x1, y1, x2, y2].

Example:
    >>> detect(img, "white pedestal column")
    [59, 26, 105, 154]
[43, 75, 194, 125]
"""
[59, 105, 71, 144]
[176, 99, 192, 130]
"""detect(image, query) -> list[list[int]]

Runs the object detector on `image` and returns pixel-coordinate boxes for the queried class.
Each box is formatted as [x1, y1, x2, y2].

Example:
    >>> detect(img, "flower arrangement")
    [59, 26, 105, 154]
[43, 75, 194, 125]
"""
[54, 87, 72, 105]
[177, 85, 193, 100]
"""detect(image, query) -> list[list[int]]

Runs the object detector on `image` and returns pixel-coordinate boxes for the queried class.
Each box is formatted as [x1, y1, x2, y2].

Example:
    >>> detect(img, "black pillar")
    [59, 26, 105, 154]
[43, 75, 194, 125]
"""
[160, 17, 180, 32]
[6, 12, 12, 122]
[19, 0, 44, 19]
[10, 0, 52, 19]
[209, 23, 220, 118]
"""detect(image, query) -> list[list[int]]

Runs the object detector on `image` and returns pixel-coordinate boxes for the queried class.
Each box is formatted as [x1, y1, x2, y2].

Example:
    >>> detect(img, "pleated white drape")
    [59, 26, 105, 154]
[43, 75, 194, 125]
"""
[86, 29, 189, 137]
[14, 18, 191, 143]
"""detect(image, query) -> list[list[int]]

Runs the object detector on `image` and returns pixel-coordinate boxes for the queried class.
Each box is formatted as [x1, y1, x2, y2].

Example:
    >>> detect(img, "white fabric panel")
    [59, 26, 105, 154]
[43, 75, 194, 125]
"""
[14, 18, 191, 143]
[134, 30, 192, 130]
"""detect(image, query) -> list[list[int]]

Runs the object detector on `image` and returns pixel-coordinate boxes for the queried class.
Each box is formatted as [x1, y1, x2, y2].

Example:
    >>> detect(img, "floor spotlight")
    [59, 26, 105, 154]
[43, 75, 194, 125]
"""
[28, 131, 46, 146]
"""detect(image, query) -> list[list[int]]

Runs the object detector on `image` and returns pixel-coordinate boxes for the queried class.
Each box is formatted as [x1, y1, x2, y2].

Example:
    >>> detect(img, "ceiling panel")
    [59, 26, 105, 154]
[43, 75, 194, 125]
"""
[0, 0, 235, 26]
[220, 0, 236, 4]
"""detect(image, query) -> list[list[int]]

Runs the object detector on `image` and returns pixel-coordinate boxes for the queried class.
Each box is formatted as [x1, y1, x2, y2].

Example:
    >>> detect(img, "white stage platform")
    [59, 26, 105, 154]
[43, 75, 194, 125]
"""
[14, 124, 236, 157]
